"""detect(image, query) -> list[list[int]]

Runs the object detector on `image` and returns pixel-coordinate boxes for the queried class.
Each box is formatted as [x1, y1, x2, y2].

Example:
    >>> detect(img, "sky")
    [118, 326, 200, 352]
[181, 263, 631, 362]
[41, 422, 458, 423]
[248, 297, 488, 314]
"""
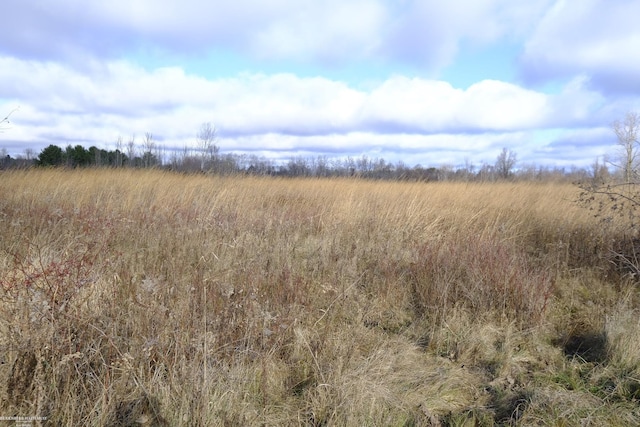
[1, 0, 640, 169]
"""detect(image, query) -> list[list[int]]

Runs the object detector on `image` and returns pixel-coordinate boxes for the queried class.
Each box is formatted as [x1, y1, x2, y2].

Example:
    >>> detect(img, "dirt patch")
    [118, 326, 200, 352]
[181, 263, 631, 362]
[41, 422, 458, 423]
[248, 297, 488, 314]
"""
[559, 331, 607, 363]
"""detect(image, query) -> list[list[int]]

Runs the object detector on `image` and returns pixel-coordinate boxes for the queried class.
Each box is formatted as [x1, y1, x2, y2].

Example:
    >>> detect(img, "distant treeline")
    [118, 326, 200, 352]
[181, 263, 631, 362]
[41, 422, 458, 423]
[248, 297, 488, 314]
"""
[0, 142, 607, 183]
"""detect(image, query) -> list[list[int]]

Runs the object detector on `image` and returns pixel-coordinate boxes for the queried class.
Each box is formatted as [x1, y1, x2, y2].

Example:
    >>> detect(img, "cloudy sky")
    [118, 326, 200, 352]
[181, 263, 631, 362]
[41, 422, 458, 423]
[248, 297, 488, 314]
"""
[1, 0, 639, 168]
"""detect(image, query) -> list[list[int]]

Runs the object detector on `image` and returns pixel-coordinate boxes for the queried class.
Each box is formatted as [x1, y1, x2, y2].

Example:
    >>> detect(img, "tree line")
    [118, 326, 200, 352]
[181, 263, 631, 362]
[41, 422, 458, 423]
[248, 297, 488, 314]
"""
[0, 141, 604, 183]
[0, 121, 611, 183]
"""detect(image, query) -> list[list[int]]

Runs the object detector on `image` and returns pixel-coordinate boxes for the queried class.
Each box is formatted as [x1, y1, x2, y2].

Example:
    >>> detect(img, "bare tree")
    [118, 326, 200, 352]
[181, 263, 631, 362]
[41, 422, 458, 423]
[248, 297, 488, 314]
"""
[154, 142, 165, 167]
[590, 155, 609, 185]
[0, 147, 9, 168]
[142, 132, 156, 168]
[612, 111, 640, 183]
[460, 158, 475, 181]
[115, 136, 124, 167]
[24, 148, 34, 162]
[197, 122, 218, 171]
[495, 147, 517, 179]
[182, 144, 192, 160]
[126, 135, 136, 167]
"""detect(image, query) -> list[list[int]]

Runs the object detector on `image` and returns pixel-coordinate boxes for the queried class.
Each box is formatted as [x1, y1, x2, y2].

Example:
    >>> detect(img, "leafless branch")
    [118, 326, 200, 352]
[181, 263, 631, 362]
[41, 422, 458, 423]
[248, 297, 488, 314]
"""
[0, 107, 19, 131]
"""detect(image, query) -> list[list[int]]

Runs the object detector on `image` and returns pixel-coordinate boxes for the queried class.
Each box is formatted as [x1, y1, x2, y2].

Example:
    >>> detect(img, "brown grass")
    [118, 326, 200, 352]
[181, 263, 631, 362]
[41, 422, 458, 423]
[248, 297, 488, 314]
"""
[0, 168, 638, 425]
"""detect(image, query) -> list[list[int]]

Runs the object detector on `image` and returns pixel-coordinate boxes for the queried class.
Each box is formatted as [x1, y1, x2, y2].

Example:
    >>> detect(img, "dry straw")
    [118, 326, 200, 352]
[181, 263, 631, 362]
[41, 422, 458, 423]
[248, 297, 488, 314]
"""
[0, 168, 637, 425]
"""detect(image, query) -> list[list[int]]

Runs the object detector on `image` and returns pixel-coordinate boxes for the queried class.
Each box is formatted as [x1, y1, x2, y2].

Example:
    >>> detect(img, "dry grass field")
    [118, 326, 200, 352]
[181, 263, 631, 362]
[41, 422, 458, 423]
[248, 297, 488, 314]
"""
[0, 168, 639, 425]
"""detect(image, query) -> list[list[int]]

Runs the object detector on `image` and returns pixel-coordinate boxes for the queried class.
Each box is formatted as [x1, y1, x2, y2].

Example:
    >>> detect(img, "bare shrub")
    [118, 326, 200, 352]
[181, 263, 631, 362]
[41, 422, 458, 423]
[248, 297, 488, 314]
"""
[407, 233, 554, 326]
[578, 111, 640, 279]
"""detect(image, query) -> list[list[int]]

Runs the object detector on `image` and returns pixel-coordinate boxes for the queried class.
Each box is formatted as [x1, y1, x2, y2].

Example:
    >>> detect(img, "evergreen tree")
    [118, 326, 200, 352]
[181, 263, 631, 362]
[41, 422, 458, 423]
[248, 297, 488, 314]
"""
[37, 145, 64, 166]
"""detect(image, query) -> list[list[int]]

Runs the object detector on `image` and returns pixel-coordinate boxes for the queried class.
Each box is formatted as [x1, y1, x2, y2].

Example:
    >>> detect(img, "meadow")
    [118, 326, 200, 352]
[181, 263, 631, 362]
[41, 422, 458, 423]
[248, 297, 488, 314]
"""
[0, 168, 639, 426]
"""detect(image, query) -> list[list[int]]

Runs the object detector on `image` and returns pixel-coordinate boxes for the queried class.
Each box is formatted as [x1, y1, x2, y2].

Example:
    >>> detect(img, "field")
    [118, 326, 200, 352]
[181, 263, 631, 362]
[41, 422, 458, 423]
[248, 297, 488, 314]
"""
[0, 168, 639, 426]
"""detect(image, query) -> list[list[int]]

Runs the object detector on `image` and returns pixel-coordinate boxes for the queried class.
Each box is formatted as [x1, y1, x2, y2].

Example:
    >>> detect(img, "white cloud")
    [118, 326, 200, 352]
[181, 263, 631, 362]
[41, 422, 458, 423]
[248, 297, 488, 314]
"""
[250, 0, 385, 62]
[361, 77, 548, 132]
[544, 75, 608, 126]
[2, 0, 636, 169]
[1, 0, 386, 65]
[459, 80, 548, 130]
[521, 0, 640, 93]
[0, 56, 620, 167]
[529, 126, 613, 166]
[361, 78, 463, 131]
[380, 0, 552, 70]
[3, 0, 556, 72]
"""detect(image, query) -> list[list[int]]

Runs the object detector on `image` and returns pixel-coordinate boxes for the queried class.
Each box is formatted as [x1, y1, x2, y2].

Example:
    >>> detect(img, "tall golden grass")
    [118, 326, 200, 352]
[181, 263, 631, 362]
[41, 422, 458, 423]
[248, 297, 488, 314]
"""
[0, 168, 638, 425]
